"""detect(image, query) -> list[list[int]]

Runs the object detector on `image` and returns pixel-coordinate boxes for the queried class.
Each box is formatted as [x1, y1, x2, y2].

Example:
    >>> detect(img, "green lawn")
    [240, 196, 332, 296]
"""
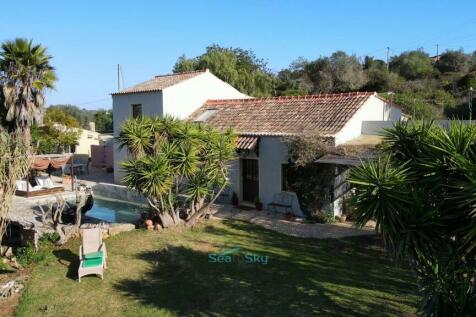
[16, 220, 418, 316]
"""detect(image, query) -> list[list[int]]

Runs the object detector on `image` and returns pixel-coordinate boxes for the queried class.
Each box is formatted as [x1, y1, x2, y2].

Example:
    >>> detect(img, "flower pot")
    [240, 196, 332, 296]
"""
[255, 203, 263, 211]
[339, 215, 347, 223]
[144, 219, 153, 228]
[284, 212, 295, 221]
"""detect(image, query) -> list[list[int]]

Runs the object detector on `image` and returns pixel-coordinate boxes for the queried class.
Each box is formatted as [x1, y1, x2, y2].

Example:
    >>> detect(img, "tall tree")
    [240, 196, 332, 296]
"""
[292, 52, 366, 93]
[0, 38, 57, 142]
[32, 107, 81, 154]
[173, 45, 275, 96]
[390, 49, 434, 80]
[94, 109, 113, 133]
[47, 104, 95, 129]
[436, 49, 470, 74]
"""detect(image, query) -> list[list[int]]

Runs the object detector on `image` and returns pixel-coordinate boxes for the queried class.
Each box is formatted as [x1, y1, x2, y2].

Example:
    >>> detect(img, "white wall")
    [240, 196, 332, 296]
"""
[75, 129, 100, 156]
[111, 71, 248, 183]
[112, 91, 163, 183]
[162, 71, 249, 119]
[227, 137, 303, 216]
[334, 95, 402, 145]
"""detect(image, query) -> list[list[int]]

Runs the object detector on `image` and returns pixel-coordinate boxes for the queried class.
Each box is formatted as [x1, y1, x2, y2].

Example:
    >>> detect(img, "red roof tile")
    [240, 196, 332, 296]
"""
[236, 136, 259, 150]
[189, 92, 377, 136]
[112, 70, 207, 95]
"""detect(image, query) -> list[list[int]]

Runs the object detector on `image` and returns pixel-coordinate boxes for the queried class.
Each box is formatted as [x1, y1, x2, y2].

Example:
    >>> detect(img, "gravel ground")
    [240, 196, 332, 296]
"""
[211, 204, 375, 239]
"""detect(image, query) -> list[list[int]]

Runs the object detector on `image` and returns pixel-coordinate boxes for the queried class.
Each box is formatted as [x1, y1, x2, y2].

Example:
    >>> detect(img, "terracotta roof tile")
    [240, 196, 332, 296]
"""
[236, 136, 259, 150]
[189, 92, 376, 136]
[112, 70, 207, 95]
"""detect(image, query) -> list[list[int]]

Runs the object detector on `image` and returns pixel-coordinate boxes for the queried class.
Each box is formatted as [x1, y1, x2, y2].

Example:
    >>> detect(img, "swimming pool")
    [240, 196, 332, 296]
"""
[85, 197, 146, 223]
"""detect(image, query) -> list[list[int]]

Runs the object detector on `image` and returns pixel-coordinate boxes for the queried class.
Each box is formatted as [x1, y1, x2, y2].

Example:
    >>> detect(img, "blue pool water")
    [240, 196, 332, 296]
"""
[85, 197, 145, 223]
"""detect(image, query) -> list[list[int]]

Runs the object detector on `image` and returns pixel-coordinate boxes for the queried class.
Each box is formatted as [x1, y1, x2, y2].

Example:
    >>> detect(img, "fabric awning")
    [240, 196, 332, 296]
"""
[236, 136, 259, 150]
[31, 154, 73, 170]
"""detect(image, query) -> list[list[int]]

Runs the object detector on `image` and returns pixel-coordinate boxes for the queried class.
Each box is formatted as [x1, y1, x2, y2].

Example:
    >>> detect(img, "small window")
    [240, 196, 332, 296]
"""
[132, 104, 142, 118]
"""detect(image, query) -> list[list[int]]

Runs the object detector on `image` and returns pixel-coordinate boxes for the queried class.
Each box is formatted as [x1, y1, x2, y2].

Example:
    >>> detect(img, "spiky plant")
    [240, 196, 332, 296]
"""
[117, 116, 236, 227]
[348, 121, 476, 316]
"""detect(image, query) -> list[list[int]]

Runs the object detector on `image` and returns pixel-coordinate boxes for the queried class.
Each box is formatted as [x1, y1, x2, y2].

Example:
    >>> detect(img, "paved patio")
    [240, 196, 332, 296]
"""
[211, 204, 375, 239]
[9, 167, 114, 236]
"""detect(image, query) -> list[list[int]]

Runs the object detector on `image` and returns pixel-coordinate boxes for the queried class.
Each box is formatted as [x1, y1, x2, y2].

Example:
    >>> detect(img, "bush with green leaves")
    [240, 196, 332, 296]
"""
[15, 243, 48, 267]
[39, 232, 60, 246]
[116, 116, 236, 227]
[348, 121, 476, 316]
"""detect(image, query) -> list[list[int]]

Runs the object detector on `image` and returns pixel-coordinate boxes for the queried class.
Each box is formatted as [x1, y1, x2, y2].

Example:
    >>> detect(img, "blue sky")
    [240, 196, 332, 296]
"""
[1, 0, 475, 109]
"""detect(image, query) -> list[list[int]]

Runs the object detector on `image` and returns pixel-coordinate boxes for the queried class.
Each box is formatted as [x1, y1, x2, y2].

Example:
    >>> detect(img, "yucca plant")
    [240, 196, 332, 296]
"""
[117, 116, 236, 227]
[348, 121, 476, 316]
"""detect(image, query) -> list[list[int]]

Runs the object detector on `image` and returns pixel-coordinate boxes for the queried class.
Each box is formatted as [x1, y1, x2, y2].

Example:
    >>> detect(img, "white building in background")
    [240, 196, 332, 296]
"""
[111, 69, 249, 183]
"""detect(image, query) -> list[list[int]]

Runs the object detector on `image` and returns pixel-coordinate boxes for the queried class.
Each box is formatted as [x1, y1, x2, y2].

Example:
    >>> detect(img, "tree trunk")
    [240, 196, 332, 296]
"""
[147, 198, 181, 228]
[22, 125, 31, 147]
[185, 180, 227, 227]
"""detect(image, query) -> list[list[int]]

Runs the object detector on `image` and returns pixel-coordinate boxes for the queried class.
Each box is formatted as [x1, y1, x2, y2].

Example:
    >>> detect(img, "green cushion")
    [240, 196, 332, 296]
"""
[82, 257, 103, 268]
[84, 251, 103, 260]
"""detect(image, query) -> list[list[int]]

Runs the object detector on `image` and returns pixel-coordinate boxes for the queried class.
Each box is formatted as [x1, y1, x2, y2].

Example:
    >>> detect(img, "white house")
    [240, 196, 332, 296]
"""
[112, 69, 403, 217]
[188, 92, 402, 216]
[111, 69, 248, 182]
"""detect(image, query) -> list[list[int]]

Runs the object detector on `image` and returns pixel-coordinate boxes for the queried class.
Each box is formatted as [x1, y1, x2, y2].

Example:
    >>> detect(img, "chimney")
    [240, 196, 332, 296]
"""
[89, 122, 96, 132]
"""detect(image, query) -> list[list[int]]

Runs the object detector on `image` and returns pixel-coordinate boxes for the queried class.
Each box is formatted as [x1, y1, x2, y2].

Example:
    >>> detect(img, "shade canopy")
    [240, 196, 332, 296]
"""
[31, 154, 73, 171]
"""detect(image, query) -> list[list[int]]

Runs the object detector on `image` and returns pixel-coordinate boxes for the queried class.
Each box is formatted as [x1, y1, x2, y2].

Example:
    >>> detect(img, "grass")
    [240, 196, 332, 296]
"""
[15, 219, 419, 316]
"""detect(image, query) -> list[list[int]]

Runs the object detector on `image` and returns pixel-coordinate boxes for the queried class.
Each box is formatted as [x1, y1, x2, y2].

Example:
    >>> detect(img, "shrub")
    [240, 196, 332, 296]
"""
[39, 232, 60, 246]
[15, 244, 35, 267]
[15, 243, 47, 267]
[309, 211, 335, 224]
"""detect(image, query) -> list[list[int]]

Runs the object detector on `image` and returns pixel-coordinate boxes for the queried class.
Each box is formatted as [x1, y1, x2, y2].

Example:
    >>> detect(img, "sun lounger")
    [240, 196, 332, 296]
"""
[78, 228, 107, 282]
[16, 180, 42, 192]
[35, 175, 63, 189]
[15, 179, 51, 197]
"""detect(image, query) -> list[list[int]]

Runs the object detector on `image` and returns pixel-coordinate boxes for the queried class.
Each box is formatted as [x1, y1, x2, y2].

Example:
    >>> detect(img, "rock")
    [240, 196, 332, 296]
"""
[1, 278, 25, 299]
[108, 223, 135, 236]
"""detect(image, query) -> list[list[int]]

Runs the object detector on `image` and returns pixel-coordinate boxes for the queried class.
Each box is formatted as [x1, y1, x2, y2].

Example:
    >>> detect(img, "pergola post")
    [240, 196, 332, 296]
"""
[71, 154, 74, 192]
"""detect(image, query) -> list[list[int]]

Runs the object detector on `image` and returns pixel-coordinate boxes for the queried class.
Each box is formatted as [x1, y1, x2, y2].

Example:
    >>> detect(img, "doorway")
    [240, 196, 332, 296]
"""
[242, 158, 259, 202]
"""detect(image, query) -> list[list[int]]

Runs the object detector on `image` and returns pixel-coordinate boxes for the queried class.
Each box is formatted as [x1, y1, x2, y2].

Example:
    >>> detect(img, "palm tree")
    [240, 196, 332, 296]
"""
[117, 116, 236, 227]
[0, 38, 57, 142]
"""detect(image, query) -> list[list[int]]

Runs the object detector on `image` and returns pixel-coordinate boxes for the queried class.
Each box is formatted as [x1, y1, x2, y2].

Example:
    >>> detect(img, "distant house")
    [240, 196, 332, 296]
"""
[188, 92, 402, 216]
[111, 69, 248, 182]
[53, 122, 102, 157]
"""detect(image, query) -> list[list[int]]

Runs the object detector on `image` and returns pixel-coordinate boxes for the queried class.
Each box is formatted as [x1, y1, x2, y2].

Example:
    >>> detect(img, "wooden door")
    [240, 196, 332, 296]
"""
[242, 159, 259, 202]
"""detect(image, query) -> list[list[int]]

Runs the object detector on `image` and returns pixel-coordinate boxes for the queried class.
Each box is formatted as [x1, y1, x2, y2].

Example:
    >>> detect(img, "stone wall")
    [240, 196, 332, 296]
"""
[91, 183, 147, 206]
